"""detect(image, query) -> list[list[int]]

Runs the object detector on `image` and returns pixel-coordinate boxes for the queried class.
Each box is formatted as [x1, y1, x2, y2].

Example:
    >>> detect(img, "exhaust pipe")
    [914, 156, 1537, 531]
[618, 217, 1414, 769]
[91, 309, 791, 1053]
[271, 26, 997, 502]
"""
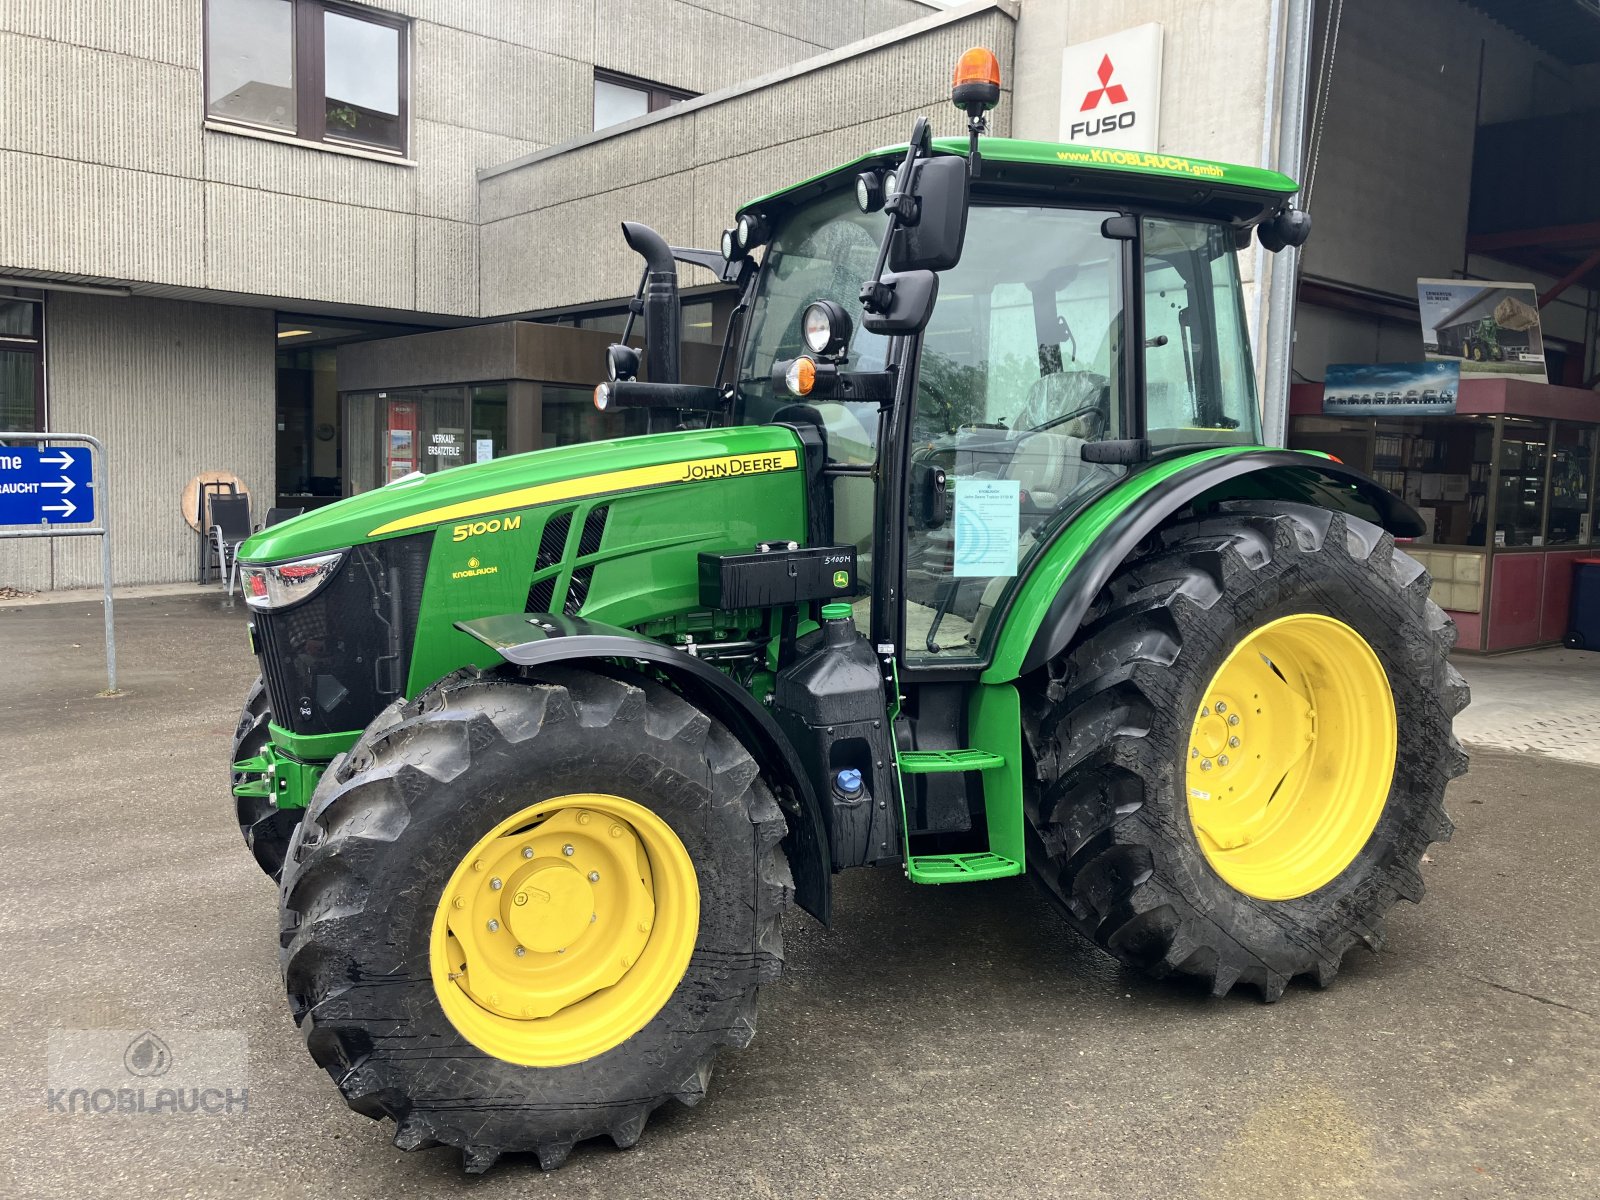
[621, 222, 681, 385]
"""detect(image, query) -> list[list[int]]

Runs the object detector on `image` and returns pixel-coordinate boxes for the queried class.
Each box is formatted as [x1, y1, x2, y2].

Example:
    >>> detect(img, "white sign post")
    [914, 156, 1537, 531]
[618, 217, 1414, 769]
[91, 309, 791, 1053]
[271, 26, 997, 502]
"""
[1060, 24, 1164, 153]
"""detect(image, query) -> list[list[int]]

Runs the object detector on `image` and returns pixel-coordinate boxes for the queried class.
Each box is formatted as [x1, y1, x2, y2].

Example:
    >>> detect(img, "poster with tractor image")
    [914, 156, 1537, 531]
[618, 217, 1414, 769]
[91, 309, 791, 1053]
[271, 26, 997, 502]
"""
[1418, 278, 1546, 380]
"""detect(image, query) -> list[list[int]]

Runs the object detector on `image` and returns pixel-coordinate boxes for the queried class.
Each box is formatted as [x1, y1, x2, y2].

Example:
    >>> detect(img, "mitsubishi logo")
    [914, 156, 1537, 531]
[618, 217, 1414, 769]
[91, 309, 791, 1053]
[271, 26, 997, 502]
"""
[1080, 55, 1128, 111]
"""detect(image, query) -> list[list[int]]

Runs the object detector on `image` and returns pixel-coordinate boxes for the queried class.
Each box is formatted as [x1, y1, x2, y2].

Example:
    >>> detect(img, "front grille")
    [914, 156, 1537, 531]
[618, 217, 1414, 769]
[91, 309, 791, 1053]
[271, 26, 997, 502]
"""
[255, 533, 432, 736]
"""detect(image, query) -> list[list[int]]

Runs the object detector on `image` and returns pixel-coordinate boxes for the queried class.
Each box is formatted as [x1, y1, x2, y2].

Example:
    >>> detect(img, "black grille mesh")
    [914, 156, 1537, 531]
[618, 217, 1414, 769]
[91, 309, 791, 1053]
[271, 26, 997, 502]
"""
[254, 533, 431, 736]
[535, 510, 571, 570]
[578, 506, 609, 556]
[564, 567, 594, 615]
[525, 575, 557, 614]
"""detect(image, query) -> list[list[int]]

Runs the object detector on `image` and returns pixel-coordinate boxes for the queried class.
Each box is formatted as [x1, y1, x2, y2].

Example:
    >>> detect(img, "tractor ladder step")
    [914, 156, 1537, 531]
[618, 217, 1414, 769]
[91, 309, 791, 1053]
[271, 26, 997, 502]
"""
[897, 747, 1021, 883]
[896, 748, 1006, 774]
[906, 851, 1020, 883]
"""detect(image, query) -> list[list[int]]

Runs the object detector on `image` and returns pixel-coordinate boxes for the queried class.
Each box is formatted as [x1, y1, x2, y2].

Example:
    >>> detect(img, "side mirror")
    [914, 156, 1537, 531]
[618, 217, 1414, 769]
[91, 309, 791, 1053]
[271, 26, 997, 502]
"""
[888, 155, 969, 273]
[862, 270, 940, 335]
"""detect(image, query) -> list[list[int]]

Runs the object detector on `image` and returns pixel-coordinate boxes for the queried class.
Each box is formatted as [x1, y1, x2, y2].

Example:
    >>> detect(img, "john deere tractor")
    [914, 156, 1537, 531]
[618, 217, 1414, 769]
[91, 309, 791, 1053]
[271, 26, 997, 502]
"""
[232, 49, 1468, 1172]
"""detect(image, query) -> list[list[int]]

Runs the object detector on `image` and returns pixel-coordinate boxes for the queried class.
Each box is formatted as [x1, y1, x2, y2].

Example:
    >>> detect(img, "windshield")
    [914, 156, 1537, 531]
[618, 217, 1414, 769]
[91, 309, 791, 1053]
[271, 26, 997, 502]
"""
[735, 189, 888, 464]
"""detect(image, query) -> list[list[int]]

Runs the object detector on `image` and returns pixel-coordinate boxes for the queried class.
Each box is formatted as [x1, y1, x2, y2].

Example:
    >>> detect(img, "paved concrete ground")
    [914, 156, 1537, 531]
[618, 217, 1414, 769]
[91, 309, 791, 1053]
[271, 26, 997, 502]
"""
[1, 591, 1597, 1199]
[1453, 646, 1600, 766]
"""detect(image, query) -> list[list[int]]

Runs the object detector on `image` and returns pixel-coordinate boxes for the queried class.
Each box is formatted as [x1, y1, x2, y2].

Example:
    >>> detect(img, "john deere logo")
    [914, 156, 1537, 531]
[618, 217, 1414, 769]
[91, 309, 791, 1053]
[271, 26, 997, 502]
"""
[832, 570, 850, 589]
[124, 1031, 171, 1078]
[1079, 54, 1128, 110]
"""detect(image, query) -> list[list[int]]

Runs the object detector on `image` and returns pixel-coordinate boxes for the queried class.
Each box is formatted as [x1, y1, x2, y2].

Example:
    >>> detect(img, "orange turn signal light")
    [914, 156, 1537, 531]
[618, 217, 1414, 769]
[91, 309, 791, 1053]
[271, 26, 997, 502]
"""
[785, 356, 817, 397]
[953, 47, 1001, 90]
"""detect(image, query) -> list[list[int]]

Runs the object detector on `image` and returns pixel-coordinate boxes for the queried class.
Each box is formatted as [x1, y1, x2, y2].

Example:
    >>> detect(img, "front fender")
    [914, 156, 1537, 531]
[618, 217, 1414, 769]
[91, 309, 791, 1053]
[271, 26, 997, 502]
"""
[456, 612, 832, 924]
[982, 448, 1426, 683]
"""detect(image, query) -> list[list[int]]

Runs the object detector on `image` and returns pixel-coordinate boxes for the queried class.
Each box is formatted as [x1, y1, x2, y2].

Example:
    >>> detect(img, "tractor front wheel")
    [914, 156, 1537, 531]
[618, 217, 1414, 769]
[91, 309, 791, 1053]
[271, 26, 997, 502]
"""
[1023, 501, 1468, 1000]
[277, 668, 791, 1171]
[232, 676, 298, 882]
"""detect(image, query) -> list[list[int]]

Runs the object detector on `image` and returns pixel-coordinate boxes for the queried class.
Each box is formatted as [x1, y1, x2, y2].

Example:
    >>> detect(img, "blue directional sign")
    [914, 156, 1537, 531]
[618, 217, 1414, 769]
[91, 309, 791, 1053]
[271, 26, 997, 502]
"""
[0, 445, 95, 525]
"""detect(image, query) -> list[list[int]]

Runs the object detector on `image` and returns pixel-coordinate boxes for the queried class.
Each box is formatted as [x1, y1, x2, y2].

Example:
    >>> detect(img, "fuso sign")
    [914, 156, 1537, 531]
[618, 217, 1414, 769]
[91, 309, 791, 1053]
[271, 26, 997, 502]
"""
[1059, 24, 1163, 154]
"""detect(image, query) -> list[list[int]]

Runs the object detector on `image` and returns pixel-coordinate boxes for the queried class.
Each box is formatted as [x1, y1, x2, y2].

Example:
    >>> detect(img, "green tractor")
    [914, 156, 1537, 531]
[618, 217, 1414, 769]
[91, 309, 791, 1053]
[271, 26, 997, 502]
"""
[233, 50, 1467, 1173]
[1464, 316, 1504, 362]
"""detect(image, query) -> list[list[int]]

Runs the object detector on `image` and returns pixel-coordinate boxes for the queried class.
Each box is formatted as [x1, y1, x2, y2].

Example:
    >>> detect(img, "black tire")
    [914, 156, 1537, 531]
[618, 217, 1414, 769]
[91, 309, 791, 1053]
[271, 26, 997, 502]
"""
[232, 676, 299, 882]
[278, 667, 792, 1172]
[1022, 501, 1469, 1001]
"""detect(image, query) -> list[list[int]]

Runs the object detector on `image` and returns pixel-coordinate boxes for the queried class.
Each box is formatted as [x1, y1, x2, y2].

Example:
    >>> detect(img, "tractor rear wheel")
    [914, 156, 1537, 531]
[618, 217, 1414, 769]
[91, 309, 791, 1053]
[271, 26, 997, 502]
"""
[232, 676, 298, 882]
[1022, 500, 1468, 1001]
[277, 668, 791, 1172]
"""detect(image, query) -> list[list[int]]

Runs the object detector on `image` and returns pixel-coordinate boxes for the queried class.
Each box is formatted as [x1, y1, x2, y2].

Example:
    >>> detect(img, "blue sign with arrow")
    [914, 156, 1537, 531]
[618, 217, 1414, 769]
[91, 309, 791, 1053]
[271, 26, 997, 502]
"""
[0, 445, 95, 525]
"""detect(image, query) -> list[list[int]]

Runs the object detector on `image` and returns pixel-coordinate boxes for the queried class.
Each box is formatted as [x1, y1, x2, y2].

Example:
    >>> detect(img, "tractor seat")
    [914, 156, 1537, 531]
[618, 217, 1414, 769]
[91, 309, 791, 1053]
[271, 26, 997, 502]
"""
[1012, 369, 1110, 441]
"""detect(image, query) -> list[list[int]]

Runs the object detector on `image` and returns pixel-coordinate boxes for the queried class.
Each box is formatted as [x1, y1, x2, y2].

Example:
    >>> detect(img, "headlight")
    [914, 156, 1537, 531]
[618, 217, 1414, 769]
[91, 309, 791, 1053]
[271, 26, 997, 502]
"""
[855, 171, 885, 213]
[801, 300, 852, 358]
[736, 212, 769, 250]
[593, 382, 613, 411]
[241, 551, 345, 611]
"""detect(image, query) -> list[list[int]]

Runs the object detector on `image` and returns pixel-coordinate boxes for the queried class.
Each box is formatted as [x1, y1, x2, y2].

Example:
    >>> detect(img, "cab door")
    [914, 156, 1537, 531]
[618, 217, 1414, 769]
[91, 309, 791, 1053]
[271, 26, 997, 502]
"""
[896, 204, 1129, 668]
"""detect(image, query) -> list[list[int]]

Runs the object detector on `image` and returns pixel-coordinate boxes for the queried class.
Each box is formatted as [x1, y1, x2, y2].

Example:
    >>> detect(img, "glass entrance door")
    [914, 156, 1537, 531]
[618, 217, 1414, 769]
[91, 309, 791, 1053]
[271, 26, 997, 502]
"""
[344, 385, 508, 494]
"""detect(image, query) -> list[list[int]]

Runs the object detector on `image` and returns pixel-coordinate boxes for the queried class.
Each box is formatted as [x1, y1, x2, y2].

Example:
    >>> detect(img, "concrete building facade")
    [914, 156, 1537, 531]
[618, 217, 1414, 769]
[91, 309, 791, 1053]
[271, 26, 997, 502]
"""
[3, 0, 1598, 596]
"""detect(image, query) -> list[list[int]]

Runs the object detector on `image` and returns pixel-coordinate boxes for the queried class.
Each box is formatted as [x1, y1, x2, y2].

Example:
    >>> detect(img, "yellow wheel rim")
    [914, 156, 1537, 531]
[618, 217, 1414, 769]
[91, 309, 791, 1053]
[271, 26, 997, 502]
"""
[1184, 614, 1396, 901]
[429, 793, 699, 1067]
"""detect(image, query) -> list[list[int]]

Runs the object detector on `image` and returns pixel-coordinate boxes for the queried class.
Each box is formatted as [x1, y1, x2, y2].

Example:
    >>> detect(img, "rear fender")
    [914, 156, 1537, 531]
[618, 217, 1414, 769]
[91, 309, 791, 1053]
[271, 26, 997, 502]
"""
[983, 449, 1427, 683]
[456, 612, 832, 924]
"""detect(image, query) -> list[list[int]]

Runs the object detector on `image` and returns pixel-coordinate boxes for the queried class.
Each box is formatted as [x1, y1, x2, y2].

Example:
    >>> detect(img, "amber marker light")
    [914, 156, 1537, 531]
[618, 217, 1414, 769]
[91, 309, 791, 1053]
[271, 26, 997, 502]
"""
[785, 357, 817, 397]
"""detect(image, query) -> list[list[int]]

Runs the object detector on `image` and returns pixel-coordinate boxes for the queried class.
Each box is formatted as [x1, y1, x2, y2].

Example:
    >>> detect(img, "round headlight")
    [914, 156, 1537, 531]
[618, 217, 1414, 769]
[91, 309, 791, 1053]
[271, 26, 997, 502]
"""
[720, 227, 738, 260]
[802, 305, 833, 354]
[799, 300, 852, 358]
[855, 171, 884, 214]
[606, 343, 639, 382]
[736, 212, 768, 250]
[883, 171, 899, 200]
[593, 382, 612, 411]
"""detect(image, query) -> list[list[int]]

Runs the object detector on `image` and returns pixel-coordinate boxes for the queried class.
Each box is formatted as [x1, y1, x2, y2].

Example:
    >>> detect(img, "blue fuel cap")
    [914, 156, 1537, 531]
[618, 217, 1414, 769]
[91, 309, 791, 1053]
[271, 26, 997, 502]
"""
[835, 768, 864, 795]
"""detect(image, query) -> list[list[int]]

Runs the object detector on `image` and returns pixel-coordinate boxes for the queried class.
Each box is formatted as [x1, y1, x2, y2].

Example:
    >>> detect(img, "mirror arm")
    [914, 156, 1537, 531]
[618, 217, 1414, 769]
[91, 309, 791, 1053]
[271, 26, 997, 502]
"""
[859, 116, 931, 316]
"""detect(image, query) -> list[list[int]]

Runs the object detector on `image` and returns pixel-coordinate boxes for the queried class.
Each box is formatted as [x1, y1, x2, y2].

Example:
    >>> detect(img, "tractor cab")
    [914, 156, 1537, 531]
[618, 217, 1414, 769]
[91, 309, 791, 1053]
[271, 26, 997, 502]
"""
[729, 160, 1275, 665]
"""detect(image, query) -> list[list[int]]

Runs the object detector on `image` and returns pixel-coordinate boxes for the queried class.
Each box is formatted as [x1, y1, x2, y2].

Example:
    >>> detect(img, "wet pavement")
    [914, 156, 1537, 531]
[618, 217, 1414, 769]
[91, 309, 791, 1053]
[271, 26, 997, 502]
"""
[1, 590, 1596, 1199]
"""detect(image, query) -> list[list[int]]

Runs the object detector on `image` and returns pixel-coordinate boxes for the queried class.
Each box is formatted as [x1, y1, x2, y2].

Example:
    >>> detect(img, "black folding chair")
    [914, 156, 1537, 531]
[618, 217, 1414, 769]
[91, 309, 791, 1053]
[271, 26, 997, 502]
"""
[196, 480, 238, 584]
[262, 506, 304, 528]
[207, 494, 253, 597]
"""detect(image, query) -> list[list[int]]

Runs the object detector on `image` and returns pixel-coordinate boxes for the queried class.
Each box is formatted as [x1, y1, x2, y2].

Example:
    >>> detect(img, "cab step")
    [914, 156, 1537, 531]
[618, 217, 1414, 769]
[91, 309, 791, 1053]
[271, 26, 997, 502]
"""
[896, 748, 1006, 774]
[905, 851, 1021, 883]
[895, 687, 1023, 885]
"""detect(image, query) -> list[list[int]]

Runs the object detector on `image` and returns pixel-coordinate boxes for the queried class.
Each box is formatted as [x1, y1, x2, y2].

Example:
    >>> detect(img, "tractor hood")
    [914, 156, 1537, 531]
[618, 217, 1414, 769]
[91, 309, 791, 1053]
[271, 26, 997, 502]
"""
[240, 425, 807, 563]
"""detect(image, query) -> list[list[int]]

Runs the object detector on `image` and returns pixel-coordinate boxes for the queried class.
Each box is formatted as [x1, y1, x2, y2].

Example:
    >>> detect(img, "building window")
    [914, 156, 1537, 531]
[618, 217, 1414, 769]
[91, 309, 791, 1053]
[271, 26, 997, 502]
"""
[0, 290, 44, 433]
[206, 0, 408, 155]
[593, 70, 694, 131]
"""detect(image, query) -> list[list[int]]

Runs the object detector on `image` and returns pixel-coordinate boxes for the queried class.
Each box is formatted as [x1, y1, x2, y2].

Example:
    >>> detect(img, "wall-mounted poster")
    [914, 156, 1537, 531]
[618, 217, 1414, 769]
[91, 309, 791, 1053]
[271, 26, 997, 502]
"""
[1417, 278, 1546, 381]
[1322, 362, 1461, 416]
